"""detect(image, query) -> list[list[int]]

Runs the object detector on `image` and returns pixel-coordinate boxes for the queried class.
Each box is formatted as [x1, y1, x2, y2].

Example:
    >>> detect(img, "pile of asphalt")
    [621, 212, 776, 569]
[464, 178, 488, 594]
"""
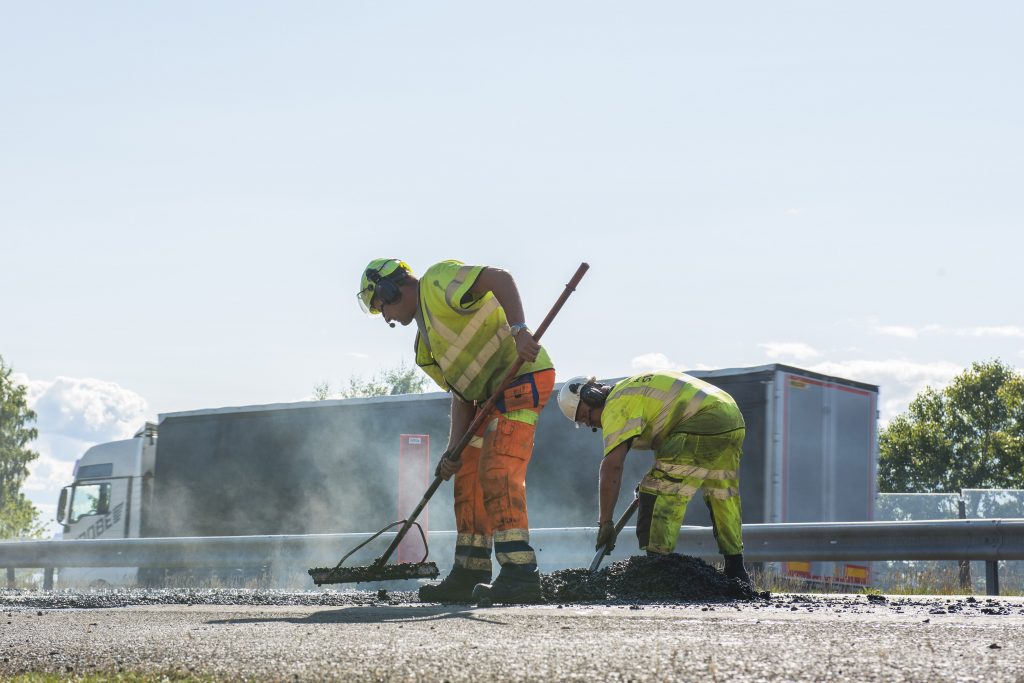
[541, 553, 767, 603]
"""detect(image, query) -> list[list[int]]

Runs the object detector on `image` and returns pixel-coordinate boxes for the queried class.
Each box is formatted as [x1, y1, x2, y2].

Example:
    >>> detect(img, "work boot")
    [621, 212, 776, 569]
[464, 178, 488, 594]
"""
[472, 566, 544, 606]
[418, 567, 490, 603]
[723, 554, 752, 585]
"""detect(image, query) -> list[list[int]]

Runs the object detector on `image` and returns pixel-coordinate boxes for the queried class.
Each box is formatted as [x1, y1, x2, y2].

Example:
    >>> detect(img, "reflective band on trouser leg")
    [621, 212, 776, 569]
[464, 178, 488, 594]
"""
[494, 528, 534, 567]
[452, 421, 492, 573]
[637, 470, 698, 554]
[642, 424, 746, 555]
[454, 533, 493, 572]
[479, 369, 555, 572]
[699, 428, 746, 556]
[481, 417, 537, 570]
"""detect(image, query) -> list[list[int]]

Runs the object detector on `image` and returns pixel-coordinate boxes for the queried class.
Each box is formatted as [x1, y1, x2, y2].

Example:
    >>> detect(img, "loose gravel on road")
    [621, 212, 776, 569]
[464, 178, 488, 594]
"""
[3, 596, 1024, 682]
[4, 553, 1024, 681]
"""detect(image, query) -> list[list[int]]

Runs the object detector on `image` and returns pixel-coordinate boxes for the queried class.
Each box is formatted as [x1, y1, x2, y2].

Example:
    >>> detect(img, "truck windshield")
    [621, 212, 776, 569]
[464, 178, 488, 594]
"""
[70, 483, 111, 523]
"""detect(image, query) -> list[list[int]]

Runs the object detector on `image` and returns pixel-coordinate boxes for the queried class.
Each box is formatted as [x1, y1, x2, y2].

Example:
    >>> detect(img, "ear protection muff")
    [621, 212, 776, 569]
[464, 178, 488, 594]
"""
[365, 266, 407, 307]
[578, 382, 607, 409]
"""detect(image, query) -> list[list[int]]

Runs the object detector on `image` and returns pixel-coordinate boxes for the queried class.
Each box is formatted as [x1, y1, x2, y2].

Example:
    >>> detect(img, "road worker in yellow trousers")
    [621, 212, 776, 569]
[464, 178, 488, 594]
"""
[358, 258, 555, 603]
[557, 370, 752, 585]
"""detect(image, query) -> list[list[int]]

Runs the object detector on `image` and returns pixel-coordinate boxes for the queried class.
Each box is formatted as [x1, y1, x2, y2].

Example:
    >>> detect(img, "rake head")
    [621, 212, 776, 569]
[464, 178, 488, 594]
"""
[308, 561, 440, 586]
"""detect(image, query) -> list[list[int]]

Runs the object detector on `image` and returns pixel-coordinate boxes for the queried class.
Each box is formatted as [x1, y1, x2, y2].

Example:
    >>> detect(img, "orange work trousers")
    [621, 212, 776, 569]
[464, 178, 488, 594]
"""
[452, 369, 554, 574]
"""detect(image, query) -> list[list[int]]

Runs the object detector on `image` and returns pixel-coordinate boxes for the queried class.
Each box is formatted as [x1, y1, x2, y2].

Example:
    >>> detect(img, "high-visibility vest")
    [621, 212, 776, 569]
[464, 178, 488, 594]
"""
[600, 371, 743, 456]
[414, 261, 553, 403]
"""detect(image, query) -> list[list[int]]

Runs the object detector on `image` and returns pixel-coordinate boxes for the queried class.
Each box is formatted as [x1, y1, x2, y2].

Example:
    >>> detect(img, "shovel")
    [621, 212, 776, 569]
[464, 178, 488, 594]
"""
[589, 492, 640, 573]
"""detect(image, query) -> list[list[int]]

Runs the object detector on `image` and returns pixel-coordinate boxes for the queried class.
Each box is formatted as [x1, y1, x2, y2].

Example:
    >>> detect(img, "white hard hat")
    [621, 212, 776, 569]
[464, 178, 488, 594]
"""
[557, 376, 591, 424]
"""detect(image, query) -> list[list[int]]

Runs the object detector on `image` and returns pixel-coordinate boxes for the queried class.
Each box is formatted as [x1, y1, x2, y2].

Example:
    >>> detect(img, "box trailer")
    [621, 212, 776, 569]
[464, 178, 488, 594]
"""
[55, 363, 877, 586]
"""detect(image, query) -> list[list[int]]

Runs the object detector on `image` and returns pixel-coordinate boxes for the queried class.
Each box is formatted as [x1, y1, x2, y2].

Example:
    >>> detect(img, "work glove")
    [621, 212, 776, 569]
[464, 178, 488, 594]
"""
[435, 452, 461, 480]
[595, 521, 617, 554]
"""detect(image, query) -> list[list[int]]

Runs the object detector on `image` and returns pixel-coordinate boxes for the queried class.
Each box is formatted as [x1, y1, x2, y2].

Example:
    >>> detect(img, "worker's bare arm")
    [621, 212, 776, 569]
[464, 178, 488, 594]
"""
[470, 267, 540, 362]
[598, 443, 630, 523]
[447, 395, 475, 449]
[436, 396, 476, 480]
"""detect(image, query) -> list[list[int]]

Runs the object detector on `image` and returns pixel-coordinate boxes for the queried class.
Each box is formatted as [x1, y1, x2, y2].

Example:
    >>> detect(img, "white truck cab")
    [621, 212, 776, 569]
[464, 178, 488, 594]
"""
[55, 423, 157, 587]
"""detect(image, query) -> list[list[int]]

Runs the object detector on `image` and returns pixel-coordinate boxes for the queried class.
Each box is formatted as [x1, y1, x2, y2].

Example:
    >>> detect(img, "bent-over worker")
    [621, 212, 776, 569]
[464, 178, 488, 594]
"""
[556, 370, 752, 584]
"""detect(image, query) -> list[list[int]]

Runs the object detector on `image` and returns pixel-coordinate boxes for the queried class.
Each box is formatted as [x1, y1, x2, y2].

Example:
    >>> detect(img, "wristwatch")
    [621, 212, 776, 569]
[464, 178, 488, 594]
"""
[509, 323, 530, 337]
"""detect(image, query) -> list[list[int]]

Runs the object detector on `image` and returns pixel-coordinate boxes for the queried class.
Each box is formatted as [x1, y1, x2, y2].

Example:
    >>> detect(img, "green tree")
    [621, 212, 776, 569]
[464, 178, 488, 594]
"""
[878, 359, 1024, 497]
[0, 355, 44, 539]
[314, 360, 430, 400]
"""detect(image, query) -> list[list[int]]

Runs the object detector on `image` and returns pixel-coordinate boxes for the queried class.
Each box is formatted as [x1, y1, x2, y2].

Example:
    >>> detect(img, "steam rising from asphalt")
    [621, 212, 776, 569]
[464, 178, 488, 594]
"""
[63, 382, 722, 590]
[119, 387, 657, 589]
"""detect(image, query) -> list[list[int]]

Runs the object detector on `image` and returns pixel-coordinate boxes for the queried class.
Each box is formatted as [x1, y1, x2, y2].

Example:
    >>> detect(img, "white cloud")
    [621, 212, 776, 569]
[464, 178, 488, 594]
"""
[808, 359, 963, 423]
[873, 325, 920, 338]
[22, 448, 76, 536]
[954, 326, 1024, 339]
[871, 323, 1024, 339]
[9, 373, 151, 538]
[630, 353, 678, 371]
[758, 342, 822, 360]
[347, 352, 370, 359]
[26, 376, 149, 443]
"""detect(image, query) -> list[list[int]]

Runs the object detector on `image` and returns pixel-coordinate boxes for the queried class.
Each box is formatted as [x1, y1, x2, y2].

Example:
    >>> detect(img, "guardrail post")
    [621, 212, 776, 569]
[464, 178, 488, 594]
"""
[957, 499, 971, 590]
[43, 568, 54, 591]
[6, 567, 13, 589]
[985, 561, 999, 596]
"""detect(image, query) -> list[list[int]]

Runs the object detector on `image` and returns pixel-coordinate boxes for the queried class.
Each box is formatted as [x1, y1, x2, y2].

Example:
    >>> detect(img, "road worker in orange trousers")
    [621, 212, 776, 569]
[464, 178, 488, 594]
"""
[357, 258, 554, 603]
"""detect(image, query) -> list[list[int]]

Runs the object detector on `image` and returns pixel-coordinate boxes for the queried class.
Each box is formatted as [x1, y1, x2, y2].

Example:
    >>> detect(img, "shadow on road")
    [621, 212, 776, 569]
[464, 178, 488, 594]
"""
[206, 604, 509, 626]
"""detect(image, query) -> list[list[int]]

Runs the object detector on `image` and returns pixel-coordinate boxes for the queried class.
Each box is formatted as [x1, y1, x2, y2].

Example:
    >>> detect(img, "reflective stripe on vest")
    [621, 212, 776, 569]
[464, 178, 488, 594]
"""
[603, 417, 645, 450]
[651, 389, 710, 448]
[423, 294, 508, 395]
[416, 261, 553, 402]
[609, 374, 721, 450]
[444, 265, 477, 314]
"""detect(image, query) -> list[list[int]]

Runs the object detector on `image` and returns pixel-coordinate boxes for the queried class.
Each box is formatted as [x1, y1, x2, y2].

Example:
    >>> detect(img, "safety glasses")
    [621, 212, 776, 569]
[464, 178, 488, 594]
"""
[356, 284, 382, 316]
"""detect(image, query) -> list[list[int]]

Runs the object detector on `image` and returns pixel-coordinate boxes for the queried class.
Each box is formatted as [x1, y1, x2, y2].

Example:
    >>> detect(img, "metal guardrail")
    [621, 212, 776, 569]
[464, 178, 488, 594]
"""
[3, 519, 1023, 594]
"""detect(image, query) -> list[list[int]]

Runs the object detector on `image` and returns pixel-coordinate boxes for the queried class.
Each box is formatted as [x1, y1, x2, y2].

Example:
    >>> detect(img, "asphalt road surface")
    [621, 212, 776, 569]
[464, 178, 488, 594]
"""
[3, 591, 1024, 681]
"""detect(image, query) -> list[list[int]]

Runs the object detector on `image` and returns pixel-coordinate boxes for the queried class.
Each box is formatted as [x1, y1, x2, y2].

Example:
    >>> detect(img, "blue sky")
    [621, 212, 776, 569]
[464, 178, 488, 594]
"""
[2, 2, 1022, 531]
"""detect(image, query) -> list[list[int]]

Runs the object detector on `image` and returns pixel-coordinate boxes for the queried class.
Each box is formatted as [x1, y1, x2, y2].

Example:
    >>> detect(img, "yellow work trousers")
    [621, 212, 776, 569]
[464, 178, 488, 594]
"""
[636, 426, 745, 556]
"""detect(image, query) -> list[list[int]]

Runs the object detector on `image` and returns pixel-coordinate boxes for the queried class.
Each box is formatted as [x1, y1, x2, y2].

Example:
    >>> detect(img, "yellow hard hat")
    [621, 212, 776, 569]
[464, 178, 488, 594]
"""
[357, 258, 412, 315]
